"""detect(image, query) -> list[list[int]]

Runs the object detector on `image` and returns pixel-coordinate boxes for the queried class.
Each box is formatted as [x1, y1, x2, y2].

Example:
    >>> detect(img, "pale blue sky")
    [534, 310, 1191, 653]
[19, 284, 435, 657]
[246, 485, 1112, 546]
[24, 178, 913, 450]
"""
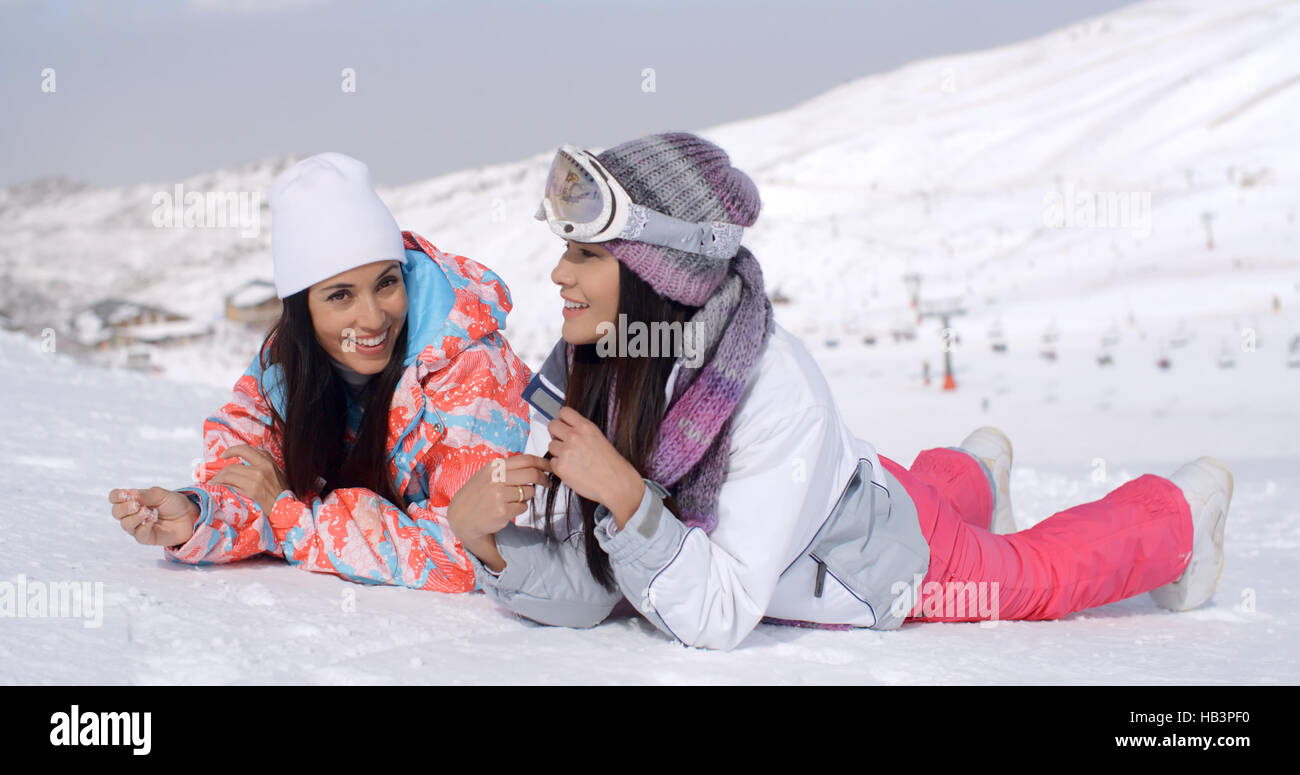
[1, 0, 1138, 188]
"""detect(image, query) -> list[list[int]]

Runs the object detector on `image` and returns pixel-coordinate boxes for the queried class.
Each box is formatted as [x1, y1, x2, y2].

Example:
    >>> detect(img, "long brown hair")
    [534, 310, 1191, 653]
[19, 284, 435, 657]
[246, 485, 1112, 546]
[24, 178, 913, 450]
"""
[540, 262, 695, 588]
[258, 289, 410, 508]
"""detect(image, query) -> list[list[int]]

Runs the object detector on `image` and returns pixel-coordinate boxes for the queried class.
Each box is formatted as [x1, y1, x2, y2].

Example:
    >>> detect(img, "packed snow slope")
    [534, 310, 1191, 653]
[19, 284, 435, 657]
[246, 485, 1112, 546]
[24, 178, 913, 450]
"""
[0, 324, 1295, 685]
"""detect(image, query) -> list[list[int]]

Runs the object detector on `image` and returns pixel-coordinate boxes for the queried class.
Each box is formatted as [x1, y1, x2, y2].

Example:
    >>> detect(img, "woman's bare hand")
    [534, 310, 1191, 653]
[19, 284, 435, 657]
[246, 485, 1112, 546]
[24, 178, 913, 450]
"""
[546, 407, 646, 527]
[447, 454, 551, 571]
[108, 486, 199, 548]
[211, 444, 290, 516]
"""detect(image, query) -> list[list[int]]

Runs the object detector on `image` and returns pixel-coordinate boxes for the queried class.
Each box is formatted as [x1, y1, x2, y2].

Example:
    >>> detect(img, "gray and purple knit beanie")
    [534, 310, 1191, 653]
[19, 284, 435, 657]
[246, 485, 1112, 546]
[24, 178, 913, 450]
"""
[596, 132, 761, 307]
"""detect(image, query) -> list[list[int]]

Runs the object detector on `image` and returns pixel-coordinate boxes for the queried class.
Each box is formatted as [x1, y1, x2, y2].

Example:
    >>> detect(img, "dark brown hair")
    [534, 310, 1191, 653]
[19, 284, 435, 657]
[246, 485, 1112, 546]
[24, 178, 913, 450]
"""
[540, 261, 694, 588]
[258, 289, 409, 508]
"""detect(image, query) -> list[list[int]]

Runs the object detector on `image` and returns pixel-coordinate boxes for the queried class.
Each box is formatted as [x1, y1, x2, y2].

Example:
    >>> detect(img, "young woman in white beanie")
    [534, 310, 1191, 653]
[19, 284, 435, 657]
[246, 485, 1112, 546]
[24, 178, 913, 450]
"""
[107, 152, 533, 592]
[447, 133, 1236, 650]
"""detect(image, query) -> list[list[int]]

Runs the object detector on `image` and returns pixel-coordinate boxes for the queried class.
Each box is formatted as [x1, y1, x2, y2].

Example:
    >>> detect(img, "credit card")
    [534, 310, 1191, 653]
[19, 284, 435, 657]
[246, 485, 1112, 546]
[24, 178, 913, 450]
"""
[522, 372, 564, 422]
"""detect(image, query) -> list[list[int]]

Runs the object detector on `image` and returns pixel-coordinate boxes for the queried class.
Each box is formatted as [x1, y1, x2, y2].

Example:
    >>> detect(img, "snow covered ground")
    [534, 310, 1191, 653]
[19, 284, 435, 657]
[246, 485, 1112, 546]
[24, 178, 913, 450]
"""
[1, 316, 1295, 685]
[1, 0, 1297, 683]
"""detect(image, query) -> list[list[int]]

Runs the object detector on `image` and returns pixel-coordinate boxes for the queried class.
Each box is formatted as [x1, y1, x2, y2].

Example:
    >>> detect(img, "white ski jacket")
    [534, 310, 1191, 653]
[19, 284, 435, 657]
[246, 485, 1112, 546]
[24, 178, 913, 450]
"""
[468, 322, 933, 651]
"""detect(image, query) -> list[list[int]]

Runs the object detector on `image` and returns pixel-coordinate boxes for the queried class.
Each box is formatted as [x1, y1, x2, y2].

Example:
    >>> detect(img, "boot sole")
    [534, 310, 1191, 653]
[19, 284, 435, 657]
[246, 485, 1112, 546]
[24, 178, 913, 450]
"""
[1153, 457, 1233, 611]
[962, 427, 1015, 534]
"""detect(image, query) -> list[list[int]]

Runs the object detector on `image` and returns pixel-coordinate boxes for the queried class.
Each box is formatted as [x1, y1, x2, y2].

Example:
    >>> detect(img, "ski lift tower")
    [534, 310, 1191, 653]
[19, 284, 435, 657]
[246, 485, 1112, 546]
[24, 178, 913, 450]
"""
[919, 296, 968, 391]
[903, 272, 922, 324]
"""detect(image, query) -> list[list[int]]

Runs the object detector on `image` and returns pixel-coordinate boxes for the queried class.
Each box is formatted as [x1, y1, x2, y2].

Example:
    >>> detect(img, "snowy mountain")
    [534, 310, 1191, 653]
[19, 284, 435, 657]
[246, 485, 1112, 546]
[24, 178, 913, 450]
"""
[0, 0, 1297, 683]
[2, 0, 1297, 388]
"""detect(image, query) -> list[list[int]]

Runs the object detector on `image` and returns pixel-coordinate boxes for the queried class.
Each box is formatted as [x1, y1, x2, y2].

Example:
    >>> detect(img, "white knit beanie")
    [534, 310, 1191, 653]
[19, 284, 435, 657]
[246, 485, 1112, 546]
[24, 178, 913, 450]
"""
[268, 152, 406, 299]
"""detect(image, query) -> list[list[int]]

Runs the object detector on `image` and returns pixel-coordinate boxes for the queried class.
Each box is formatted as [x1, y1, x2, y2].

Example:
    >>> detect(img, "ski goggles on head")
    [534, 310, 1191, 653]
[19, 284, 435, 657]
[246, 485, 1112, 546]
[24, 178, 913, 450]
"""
[534, 144, 744, 260]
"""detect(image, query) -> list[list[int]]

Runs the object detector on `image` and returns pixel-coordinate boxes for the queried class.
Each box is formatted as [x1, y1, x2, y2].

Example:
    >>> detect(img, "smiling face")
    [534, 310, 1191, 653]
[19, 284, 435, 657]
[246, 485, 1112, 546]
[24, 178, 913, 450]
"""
[306, 260, 407, 374]
[551, 240, 620, 345]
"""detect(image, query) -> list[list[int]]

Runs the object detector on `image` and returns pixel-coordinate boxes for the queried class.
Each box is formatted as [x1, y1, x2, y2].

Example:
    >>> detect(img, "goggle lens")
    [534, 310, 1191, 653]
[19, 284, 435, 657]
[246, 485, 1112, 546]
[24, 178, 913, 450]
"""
[544, 151, 604, 224]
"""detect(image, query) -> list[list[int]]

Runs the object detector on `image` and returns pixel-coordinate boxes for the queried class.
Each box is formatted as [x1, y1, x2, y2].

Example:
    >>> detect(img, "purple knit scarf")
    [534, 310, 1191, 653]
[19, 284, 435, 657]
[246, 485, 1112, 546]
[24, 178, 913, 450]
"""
[586, 247, 773, 533]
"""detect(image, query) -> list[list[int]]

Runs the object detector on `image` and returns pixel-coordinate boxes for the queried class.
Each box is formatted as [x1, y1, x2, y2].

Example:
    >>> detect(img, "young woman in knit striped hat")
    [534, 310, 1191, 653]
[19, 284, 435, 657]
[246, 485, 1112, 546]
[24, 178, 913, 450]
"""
[445, 132, 1235, 651]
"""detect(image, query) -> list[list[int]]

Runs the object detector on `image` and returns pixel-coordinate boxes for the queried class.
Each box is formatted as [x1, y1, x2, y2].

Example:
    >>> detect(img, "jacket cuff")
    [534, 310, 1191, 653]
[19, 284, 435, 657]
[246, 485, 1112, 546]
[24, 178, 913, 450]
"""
[163, 487, 213, 558]
[466, 523, 534, 594]
[593, 479, 693, 639]
[268, 489, 303, 542]
[465, 550, 500, 594]
[465, 523, 619, 629]
[593, 478, 679, 565]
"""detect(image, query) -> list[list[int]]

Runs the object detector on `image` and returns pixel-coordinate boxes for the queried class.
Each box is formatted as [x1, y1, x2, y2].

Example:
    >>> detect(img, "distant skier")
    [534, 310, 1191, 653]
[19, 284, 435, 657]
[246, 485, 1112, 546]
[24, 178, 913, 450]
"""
[108, 153, 531, 591]
[446, 132, 1235, 650]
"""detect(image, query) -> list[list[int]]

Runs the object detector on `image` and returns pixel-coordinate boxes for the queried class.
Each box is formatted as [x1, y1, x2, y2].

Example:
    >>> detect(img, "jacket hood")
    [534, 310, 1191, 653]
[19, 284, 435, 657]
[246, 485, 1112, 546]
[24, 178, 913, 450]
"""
[398, 230, 513, 371]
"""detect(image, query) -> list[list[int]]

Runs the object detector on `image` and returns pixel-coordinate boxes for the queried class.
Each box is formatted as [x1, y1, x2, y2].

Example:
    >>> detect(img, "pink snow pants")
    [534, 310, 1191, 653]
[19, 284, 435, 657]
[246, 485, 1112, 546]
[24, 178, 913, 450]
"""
[881, 448, 1194, 623]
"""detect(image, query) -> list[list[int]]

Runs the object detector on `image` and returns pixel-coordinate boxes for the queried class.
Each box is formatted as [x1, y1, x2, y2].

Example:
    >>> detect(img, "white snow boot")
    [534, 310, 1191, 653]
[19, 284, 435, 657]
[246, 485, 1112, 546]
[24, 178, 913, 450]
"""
[959, 426, 1015, 534]
[1149, 456, 1233, 612]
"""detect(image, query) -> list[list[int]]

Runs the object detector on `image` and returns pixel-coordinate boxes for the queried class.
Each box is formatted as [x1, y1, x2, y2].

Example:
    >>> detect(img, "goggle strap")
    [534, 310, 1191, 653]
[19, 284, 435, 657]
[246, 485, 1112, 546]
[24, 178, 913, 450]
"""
[621, 204, 744, 260]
